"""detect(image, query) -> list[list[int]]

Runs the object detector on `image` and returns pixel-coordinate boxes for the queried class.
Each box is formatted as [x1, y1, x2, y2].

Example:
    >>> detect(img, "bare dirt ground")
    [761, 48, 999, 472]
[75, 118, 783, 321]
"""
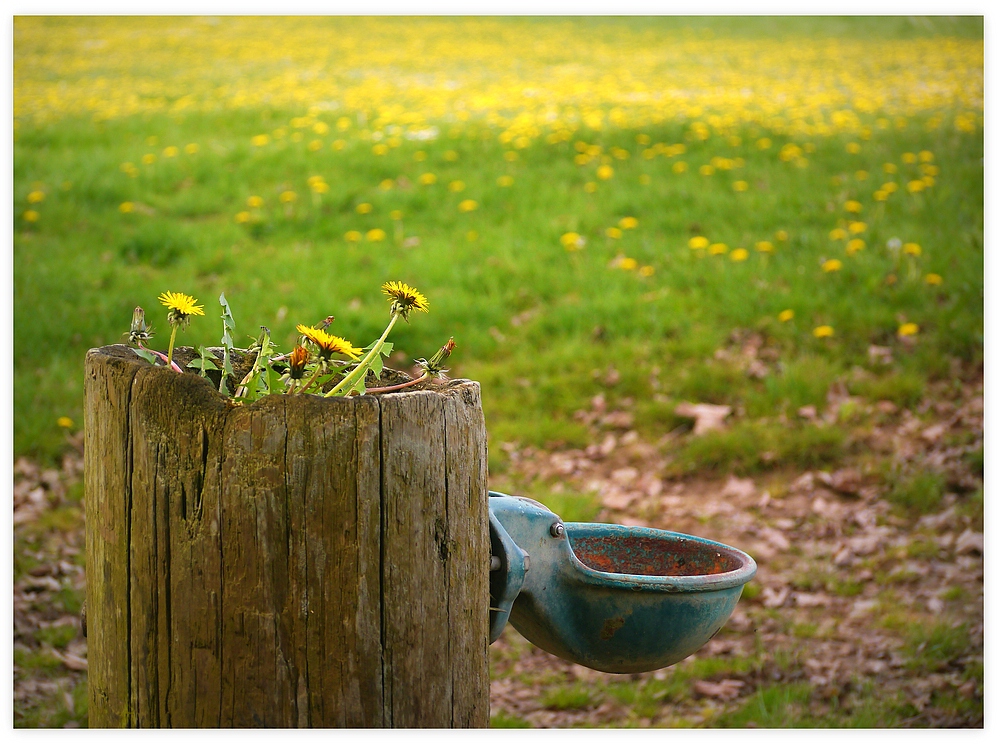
[13, 379, 983, 727]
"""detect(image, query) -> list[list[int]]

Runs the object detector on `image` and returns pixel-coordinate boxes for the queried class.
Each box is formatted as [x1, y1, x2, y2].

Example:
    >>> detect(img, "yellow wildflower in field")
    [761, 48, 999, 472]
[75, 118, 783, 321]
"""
[247, 195, 264, 207]
[756, 138, 772, 149]
[57, 416, 74, 428]
[27, 190, 45, 203]
[639, 265, 654, 276]
[372, 144, 388, 155]
[313, 121, 329, 135]
[366, 228, 386, 242]
[419, 173, 437, 185]
[848, 221, 867, 234]
[310, 181, 329, 194]
[699, 164, 715, 176]
[184, 143, 199, 154]
[925, 273, 943, 285]
[449, 180, 466, 192]
[561, 232, 584, 250]
[458, 199, 478, 212]
[813, 326, 834, 338]
[730, 248, 749, 262]
[279, 190, 297, 203]
[235, 211, 251, 223]
[142, 153, 156, 164]
[23, 210, 39, 222]
[619, 257, 638, 270]
[597, 164, 614, 180]
[356, 203, 373, 214]
[619, 216, 638, 230]
[883, 163, 898, 173]
[902, 152, 918, 164]
[709, 243, 728, 255]
[504, 151, 519, 162]
[898, 323, 919, 337]
[251, 134, 270, 147]
[846, 142, 862, 154]
[874, 190, 889, 201]
[919, 150, 934, 162]
[775, 230, 789, 242]
[296, 325, 361, 360]
[846, 239, 866, 254]
[159, 291, 204, 319]
[883, 182, 898, 193]
[845, 200, 862, 213]
[922, 176, 936, 188]
[444, 150, 459, 161]
[605, 227, 622, 239]
[778, 309, 794, 322]
[689, 236, 709, 249]
[344, 230, 362, 241]
[733, 180, 748, 192]
[903, 242, 922, 256]
[119, 202, 134, 213]
[163, 145, 178, 157]
[855, 170, 869, 180]
[636, 134, 651, 145]
[829, 228, 847, 240]
[497, 175, 514, 187]
[332, 139, 345, 151]
[755, 241, 774, 253]
[383, 280, 429, 317]
[672, 161, 688, 173]
[822, 259, 843, 272]
[921, 164, 939, 176]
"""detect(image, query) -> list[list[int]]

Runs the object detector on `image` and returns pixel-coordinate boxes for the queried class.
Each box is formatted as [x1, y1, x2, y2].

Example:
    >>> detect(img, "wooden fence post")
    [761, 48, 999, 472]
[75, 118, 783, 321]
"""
[84, 345, 489, 727]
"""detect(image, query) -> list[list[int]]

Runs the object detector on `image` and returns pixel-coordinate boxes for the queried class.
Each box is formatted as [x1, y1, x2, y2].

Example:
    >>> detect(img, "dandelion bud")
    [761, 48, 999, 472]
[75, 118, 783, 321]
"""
[129, 306, 153, 345]
[288, 345, 310, 379]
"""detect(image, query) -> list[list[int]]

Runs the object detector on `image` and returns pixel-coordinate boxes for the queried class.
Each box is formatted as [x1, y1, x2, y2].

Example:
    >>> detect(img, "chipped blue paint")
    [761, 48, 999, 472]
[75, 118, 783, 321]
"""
[488, 492, 757, 673]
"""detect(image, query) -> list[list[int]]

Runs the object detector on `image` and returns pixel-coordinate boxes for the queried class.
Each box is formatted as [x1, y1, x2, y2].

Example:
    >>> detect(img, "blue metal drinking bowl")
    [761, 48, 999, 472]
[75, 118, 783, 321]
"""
[488, 492, 757, 673]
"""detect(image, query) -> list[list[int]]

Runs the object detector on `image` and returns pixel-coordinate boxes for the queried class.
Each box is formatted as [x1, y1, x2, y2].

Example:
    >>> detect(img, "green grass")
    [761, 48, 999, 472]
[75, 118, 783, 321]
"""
[886, 468, 947, 515]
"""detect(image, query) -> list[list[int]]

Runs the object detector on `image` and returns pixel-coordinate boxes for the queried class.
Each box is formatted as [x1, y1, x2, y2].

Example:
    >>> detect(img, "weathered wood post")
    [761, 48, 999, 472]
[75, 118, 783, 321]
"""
[84, 345, 489, 727]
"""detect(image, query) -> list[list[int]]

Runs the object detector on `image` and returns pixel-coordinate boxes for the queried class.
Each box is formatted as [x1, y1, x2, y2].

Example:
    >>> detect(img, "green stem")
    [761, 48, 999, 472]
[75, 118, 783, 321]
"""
[325, 314, 398, 398]
[296, 363, 324, 394]
[166, 326, 179, 369]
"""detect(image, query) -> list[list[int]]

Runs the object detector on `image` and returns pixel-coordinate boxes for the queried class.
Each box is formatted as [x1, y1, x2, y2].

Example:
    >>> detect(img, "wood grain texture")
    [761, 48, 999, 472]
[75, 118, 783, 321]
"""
[84, 345, 488, 728]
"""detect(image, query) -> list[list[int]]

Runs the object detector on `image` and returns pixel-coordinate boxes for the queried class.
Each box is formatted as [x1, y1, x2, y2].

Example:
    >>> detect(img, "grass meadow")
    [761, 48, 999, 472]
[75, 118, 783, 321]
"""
[12, 15, 984, 728]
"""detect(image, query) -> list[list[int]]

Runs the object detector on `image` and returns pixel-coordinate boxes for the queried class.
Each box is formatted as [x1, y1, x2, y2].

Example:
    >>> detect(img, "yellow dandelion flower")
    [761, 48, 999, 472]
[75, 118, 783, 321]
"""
[846, 239, 866, 254]
[184, 143, 199, 154]
[382, 280, 429, 319]
[848, 221, 867, 234]
[636, 134, 651, 145]
[755, 241, 774, 253]
[605, 227, 622, 239]
[57, 416, 74, 429]
[27, 190, 45, 203]
[709, 243, 728, 255]
[23, 210, 39, 222]
[159, 291, 205, 323]
[775, 230, 789, 242]
[332, 140, 346, 151]
[379, 179, 395, 190]
[925, 273, 943, 286]
[497, 175, 514, 187]
[901, 152, 918, 164]
[458, 199, 478, 212]
[619, 216, 638, 230]
[280, 190, 297, 203]
[672, 161, 688, 173]
[733, 180, 749, 192]
[296, 324, 361, 360]
[311, 181, 329, 194]
[883, 163, 898, 174]
[730, 248, 749, 262]
[903, 242, 922, 256]
[344, 230, 362, 242]
[829, 228, 847, 241]
[444, 150, 459, 162]
[845, 200, 863, 213]
[778, 309, 795, 322]
[920, 164, 939, 176]
[883, 182, 898, 193]
[390, 210, 404, 220]
[898, 323, 919, 337]
[575, 153, 592, 165]
[372, 144, 389, 155]
[142, 153, 157, 165]
[251, 134, 270, 147]
[313, 122, 329, 135]
[639, 265, 655, 277]
[309, 141, 323, 152]
[756, 138, 772, 149]
[419, 173, 437, 185]
[846, 142, 862, 154]
[584, 181, 598, 193]
[448, 181, 464, 194]
[619, 257, 638, 270]
[689, 236, 709, 249]
[235, 211, 251, 223]
[922, 176, 936, 188]
[919, 151, 934, 163]
[699, 164, 715, 176]
[366, 228, 386, 242]
[247, 195, 264, 208]
[597, 164, 614, 180]
[163, 146, 178, 157]
[561, 232, 584, 250]
[822, 259, 843, 272]
[813, 325, 834, 338]
[504, 151, 519, 162]
[413, 150, 426, 161]
[356, 203, 373, 214]
[855, 170, 869, 181]
[874, 190, 889, 201]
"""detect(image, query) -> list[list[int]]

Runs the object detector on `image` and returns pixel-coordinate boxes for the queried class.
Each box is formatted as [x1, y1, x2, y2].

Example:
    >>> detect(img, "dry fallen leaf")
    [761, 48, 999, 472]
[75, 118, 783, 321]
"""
[674, 402, 732, 435]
